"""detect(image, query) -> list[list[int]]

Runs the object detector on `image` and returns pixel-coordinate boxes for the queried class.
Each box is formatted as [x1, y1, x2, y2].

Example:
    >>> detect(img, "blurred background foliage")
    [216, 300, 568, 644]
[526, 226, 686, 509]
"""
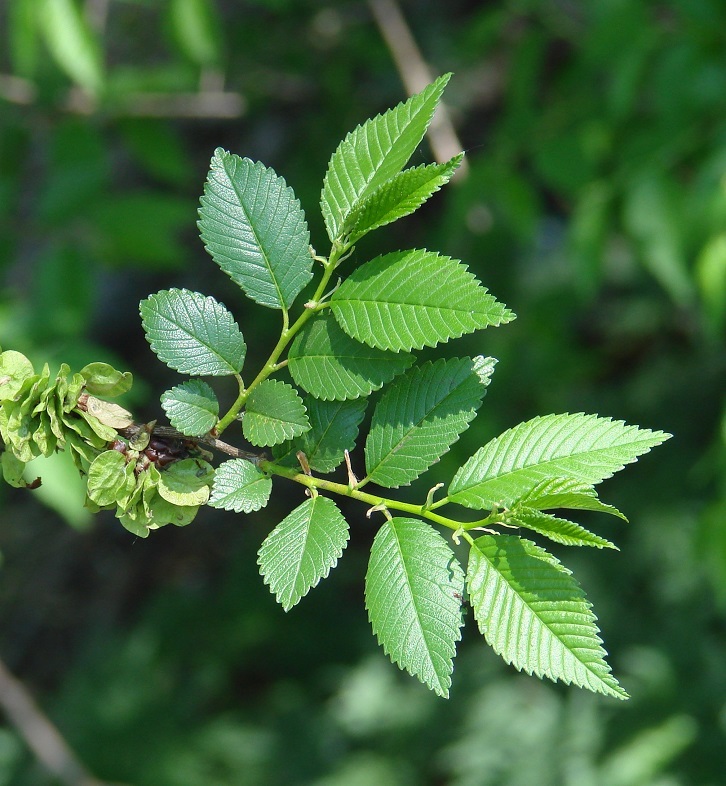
[0, 0, 725, 784]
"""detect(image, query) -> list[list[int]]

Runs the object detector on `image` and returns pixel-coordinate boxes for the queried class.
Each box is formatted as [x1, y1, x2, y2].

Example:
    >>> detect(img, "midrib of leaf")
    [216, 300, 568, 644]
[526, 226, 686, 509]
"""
[225, 160, 286, 310]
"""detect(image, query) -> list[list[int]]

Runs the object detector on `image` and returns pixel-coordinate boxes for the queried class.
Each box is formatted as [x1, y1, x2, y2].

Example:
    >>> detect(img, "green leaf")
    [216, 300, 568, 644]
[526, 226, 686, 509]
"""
[39, 0, 104, 95]
[467, 534, 628, 699]
[169, 0, 222, 67]
[321, 74, 451, 242]
[449, 413, 671, 510]
[288, 313, 415, 401]
[365, 358, 489, 488]
[504, 507, 617, 549]
[140, 288, 246, 376]
[157, 457, 214, 506]
[273, 395, 368, 473]
[198, 150, 312, 310]
[80, 362, 133, 397]
[208, 458, 272, 513]
[87, 450, 134, 508]
[258, 496, 349, 611]
[242, 380, 309, 447]
[518, 477, 627, 520]
[365, 517, 465, 698]
[343, 155, 463, 245]
[330, 250, 514, 352]
[0, 350, 35, 400]
[8, 0, 40, 79]
[160, 379, 219, 436]
[1, 451, 28, 489]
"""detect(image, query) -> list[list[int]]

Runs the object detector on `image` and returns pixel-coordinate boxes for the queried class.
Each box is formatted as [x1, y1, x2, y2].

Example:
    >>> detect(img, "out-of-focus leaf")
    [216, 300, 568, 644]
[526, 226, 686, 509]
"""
[169, 0, 223, 67]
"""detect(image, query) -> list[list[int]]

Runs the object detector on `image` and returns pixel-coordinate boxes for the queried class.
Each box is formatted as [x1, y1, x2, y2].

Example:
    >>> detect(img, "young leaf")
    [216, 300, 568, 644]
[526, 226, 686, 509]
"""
[208, 458, 272, 513]
[140, 288, 246, 376]
[272, 396, 367, 473]
[79, 362, 133, 397]
[87, 450, 134, 508]
[467, 534, 629, 699]
[161, 379, 219, 436]
[518, 477, 627, 520]
[0, 350, 35, 400]
[330, 250, 514, 352]
[365, 517, 465, 698]
[243, 380, 310, 447]
[288, 313, 415, 401]
[321, 73, 451, 242]
[503, 507, 617, 549]
[198, 150, 312, 310]
[364, 358, 489, 488]
[258, 496, 349, 611]
[342, 155, 463, 245]
[157, 458, 214, 506]
[449, 413, 671, 510]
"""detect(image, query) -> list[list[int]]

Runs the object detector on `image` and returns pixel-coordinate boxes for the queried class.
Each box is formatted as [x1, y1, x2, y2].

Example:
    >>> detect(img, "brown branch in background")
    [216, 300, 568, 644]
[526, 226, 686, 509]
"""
[368, 0, 469, 179]
[0, 658, 126, 786]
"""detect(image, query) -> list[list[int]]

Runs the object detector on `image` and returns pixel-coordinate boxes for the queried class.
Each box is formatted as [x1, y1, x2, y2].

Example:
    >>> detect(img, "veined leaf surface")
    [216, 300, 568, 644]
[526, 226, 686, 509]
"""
[288, 313, 414, 400]
[140, 289, 246, 376]
[258, 496, 349, 611]
[160, 379, 219, 436]
[467, 534, 628, 699]
[365, 517, 465, 698]
[273, 396, 367, 473]
[208, 458, 271, 513]
[321, 74, 450, 242]
[449, 413, 671, 509]
[518, 477, 627, 520]
[342, 155, 463, 245]
[199, 150, 312, 309]
[242, 379, 309, 447]
[504, 507, 617, 549]
[330, 250, 514, 352]
[365, 358, 489, 488]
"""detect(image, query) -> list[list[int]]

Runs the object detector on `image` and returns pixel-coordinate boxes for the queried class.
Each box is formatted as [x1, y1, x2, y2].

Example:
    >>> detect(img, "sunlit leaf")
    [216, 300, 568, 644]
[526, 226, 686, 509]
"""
[242, 379, 309, 447]
[208, 458, 272, 513]
[161, 379, 219, 436]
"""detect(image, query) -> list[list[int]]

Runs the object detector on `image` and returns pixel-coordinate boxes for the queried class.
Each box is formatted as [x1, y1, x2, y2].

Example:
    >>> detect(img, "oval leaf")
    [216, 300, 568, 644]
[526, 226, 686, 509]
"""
[467, 535, 628, 699]
[140, 288, 246, 376]
[330, 250, 514, 352]
[80, 362, 133, 397]
[157, 457, 214, 506]
[243, 379, 309, 447]
[161, 379, 219, 436]
[258, 496, 349, 611]
[288, 313, 415, 401]
[208, 458, 272, 513]
[365, 517, 465, 698]
[198, 150, 312, 309]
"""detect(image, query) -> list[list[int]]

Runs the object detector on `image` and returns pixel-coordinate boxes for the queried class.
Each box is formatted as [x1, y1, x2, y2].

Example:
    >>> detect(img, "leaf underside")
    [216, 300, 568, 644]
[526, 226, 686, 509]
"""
[467, 534, 629, 700]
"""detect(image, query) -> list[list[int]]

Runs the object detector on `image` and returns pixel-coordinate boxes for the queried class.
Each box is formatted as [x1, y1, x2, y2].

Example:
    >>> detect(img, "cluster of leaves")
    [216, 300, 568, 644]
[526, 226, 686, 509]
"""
[0, 75, 670, 701]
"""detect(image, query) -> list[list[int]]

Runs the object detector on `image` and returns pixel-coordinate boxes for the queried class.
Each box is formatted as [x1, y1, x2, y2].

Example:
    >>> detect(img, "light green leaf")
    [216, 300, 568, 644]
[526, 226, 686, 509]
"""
[365, 517, 465, 698]
[161, 379, 219, 436]
[169, 0, 221, 67]
[518, 477, 627, 520]
[39, 0, 104, 95]
[365, 358, 489, 488]
[330, 250, 514, 352]
[322, 73, 451, 242]
[343, 155, 463, 245]
[273, 396, 367, 473]
[79, 362, 133, 397]
[208, 458, 272, 513]
[504, 507, 617, 549]
[198, 150, 312, 310]
[242, 379, 309, 447]
[140, 288, 246, 376]
[258, 496, 349, 611]
[288, 313, 415, 401]
[8, 0, 40, 78]
[157, 458, 214, 506]
[0, 350, 35, 400]
[1, 451, 28, 489]
[449, 413, 671, 510]
[467, 534, 628, 699]
[87, 450, 134, 507]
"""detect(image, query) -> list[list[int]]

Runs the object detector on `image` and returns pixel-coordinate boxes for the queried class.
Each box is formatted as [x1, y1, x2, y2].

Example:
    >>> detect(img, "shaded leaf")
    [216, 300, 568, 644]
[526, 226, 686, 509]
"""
[288, 313, 414, 401]
[157, 458, 214, 506]
[161, 379, 219, 436]
[80, 362, 133, 397]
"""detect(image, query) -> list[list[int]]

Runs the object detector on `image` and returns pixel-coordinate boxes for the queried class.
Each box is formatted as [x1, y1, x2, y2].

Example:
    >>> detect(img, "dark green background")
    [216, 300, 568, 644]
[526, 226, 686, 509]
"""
[1, 1, 725, 784]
